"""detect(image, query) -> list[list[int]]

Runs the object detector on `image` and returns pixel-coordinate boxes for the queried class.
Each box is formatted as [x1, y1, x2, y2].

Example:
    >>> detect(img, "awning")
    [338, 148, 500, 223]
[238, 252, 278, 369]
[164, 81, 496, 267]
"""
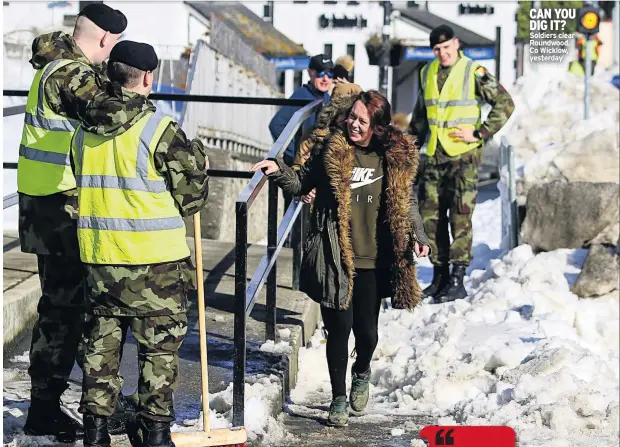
[265, 56, 310, 71]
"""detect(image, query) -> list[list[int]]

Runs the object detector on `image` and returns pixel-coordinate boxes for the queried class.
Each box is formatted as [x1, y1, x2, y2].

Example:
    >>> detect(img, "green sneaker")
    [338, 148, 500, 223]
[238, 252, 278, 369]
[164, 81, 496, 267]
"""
[327, 395, 349, 427]
[349, 368, 371, 412]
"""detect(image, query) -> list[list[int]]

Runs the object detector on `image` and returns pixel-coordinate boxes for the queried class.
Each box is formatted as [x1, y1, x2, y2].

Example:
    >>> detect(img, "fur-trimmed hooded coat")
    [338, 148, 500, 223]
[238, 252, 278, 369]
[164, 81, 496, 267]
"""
[270, 127, 430, 311]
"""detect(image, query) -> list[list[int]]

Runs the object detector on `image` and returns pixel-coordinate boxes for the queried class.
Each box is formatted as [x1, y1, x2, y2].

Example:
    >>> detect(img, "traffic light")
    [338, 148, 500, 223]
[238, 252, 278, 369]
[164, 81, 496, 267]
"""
[577, 6, 600, 36]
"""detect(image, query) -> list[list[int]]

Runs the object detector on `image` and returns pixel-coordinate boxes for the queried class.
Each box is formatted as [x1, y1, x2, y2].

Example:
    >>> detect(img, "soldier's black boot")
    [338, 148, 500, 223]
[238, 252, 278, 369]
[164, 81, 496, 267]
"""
[139, 419, 175, 447]
[24, 397, 83, 443]
[83, 414, 111, 447]
[423, 264, 450, 299]
[435, 264, 468, 303]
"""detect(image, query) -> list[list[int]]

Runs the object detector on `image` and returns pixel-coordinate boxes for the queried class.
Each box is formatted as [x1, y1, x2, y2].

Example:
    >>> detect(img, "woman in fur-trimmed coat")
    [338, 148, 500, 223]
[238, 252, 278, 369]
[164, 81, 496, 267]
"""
[251, 90, 431, 427]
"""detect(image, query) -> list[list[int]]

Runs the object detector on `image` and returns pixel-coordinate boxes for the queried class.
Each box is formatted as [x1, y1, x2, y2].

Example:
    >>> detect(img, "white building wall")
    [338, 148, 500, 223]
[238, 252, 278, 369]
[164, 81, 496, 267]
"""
[245, 1, 385, 91]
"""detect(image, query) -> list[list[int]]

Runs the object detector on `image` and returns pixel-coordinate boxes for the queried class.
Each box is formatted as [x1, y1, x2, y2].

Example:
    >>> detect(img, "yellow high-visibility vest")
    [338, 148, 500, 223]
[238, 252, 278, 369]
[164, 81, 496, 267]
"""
[569, 60, 585, 76]
[421, 57, 483, 157]
[17, 59, 87, 196]
[72, 112, 190, 265]
[579, 39, 599, 61]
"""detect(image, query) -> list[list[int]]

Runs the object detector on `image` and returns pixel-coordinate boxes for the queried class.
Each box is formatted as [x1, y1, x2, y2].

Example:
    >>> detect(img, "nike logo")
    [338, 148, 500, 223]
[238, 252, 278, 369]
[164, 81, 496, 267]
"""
[351, 176, 383, 190]
[323, 59, 330, 63]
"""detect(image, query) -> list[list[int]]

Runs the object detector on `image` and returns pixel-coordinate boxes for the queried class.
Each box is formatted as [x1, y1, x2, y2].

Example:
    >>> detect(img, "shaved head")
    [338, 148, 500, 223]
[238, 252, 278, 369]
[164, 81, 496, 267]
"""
[72, 15, 121, 65]
[73, 15, 107, 41]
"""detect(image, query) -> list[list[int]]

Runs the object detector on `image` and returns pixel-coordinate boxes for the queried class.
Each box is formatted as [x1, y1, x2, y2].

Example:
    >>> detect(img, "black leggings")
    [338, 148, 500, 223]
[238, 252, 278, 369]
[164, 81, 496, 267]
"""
[321, 269, 384, 398]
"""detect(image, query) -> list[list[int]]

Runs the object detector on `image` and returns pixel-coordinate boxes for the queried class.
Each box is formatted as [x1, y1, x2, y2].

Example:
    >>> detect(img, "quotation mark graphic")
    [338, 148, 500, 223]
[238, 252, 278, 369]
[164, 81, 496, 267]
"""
[435, 428, 455, 445]
[420, 426, 516, 447]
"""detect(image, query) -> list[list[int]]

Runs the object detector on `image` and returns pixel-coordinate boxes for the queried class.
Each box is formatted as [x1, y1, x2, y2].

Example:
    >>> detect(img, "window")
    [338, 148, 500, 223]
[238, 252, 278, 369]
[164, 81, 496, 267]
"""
[406, 1, 420, 8]
[347, 1, 360, 4]
[324, 44, 333, 60]
[293, 1, 308, 3]
[346, 44, 356, 82]
[294, 70, 303, 89]
[263, 3, 271, 19]
[324, 1, 338, 4]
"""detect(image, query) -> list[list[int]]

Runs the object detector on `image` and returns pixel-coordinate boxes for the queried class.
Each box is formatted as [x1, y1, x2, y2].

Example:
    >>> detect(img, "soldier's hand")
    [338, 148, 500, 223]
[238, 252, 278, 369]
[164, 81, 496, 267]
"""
[302, 189, 316, 204]
[250, 160, 280, 175]
[414, 242, 430, 258]
[449, 126, 479, 143]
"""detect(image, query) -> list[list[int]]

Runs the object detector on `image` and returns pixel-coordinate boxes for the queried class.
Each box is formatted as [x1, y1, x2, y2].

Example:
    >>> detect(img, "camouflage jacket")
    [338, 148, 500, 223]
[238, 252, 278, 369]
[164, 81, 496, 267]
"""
[77, 85, 208, 317]
[410, 56, 515, 165]
[19, 31, 109, 256]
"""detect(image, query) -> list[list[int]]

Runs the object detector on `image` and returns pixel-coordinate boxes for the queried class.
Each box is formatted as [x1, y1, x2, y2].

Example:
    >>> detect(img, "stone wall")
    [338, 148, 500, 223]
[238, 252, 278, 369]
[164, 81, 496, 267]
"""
[183, 148, 285, 244]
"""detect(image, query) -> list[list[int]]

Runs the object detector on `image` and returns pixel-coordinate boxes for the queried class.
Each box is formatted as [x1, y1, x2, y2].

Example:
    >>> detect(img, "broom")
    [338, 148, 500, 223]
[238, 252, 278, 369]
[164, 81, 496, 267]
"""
[171, 214, 247, 447]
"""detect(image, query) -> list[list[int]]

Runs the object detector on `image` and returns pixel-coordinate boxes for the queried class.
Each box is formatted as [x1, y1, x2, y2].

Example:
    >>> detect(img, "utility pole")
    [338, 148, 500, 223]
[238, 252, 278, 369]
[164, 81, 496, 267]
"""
[379, 1, 392, 97]
[584, 34, 592, 119]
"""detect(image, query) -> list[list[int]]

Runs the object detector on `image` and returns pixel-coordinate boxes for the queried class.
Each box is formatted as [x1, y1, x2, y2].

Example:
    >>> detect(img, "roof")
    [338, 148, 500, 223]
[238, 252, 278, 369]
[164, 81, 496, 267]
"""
[185, 2, 307, 58]
[397, 7, 495, 47]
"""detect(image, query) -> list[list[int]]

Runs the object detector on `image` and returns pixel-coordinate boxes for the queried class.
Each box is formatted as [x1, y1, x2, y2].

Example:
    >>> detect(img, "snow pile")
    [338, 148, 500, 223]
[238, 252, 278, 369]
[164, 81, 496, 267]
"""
[495, 72, 620, 205]
[498, 71, 619, 164]
[259, 339, 292, 355]
[291, 196, 619, 447]
[172, 374, 290, 444]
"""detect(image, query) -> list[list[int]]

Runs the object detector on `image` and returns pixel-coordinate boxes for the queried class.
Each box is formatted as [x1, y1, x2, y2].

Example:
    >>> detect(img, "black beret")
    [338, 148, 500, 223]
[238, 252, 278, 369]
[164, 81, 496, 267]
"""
[78, 3, 127, 35]
[109, 41, 159, 72]
[429, 25, 455, 48]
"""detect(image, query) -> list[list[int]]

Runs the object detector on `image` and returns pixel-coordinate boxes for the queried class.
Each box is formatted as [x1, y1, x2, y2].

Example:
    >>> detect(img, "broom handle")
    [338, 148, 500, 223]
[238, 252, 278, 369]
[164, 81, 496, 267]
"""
[193, 213, 210, 433]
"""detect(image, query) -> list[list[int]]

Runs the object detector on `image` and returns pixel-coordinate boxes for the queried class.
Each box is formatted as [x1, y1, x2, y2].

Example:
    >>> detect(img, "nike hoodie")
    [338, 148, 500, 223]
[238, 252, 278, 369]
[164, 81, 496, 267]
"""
[350, 145, 384, 269]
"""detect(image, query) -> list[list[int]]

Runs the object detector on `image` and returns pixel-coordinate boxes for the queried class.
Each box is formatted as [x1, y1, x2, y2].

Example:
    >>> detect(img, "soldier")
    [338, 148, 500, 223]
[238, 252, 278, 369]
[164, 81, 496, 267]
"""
[410, 25, 515, 303]
[71, 41, 209, 447]
[16, 4, 128, 442]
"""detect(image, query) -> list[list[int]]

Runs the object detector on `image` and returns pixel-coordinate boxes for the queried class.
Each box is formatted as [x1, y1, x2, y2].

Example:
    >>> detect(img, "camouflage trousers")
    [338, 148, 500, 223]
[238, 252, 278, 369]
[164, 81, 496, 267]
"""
[29, 253, 85, 400]
[79, 313, 188, 422]
[418, 148, 482, 266]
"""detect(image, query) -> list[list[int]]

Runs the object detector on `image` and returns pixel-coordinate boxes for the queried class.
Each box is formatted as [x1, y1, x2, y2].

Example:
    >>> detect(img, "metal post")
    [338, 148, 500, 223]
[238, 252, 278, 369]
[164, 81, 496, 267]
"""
[233, 202, 248, 427]
[266, 181, 278, 341]
[508, 144, 519, 248]
[494, 26, 502, 82]
[379, 1, 392, 96]
[584, 34, 591, 120]
[291, 198, 303, 291]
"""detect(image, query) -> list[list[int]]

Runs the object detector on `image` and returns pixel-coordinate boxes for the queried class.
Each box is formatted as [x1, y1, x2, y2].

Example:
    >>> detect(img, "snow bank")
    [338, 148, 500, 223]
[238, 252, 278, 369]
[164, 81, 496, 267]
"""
[292, 196, 619, 446]
[497, 71, 620, 165]
[495, 71, 620, 205]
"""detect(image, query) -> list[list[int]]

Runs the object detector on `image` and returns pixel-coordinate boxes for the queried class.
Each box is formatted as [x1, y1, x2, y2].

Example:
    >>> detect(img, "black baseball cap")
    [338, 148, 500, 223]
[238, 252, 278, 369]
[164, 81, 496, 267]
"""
[309, 54, 334, 73]
[429, 25, 455, 48]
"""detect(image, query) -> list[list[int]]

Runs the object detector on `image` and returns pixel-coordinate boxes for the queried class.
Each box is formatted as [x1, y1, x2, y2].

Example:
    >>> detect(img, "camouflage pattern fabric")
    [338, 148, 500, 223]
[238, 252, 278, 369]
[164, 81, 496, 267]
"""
[18, 190, 79, 256]
[85, 258, 195, 317]
[29, 254, 85, 400]
[418, 147, 482, 266]
[79, 312, 188, 422]
[409, 55, 515, 165]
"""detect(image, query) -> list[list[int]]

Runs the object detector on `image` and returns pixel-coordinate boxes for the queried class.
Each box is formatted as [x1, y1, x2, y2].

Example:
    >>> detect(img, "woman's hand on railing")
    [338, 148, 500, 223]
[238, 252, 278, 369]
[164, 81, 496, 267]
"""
[250, 160, 280, 175]
[414, 242, 430, 258]
[301, 188, 316, 204]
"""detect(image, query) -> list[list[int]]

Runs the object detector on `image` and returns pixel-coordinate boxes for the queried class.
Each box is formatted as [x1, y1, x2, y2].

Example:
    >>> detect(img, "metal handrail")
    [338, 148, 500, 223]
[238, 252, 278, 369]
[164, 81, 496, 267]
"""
[232, 98, 323, 427]
[3, 90, 314, 107]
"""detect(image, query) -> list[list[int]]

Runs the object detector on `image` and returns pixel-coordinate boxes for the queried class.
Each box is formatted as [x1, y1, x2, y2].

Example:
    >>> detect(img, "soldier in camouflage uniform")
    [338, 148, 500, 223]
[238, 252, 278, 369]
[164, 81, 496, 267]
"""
[16, 4, 129, 443]
[410, 25, 515, 303]
[72, 41, 209, 447]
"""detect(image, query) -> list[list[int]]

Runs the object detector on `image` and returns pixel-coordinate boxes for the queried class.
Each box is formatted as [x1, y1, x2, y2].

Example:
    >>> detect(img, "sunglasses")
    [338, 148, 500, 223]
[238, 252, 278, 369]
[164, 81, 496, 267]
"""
[317, 71, 334, 79]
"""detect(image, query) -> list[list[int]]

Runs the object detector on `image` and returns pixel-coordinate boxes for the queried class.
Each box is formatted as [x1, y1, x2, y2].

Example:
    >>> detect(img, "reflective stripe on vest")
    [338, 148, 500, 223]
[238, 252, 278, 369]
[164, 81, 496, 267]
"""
[73, 112, 190, 265]
[421, 57, 483, 157]
[17, 59, 86, 196]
